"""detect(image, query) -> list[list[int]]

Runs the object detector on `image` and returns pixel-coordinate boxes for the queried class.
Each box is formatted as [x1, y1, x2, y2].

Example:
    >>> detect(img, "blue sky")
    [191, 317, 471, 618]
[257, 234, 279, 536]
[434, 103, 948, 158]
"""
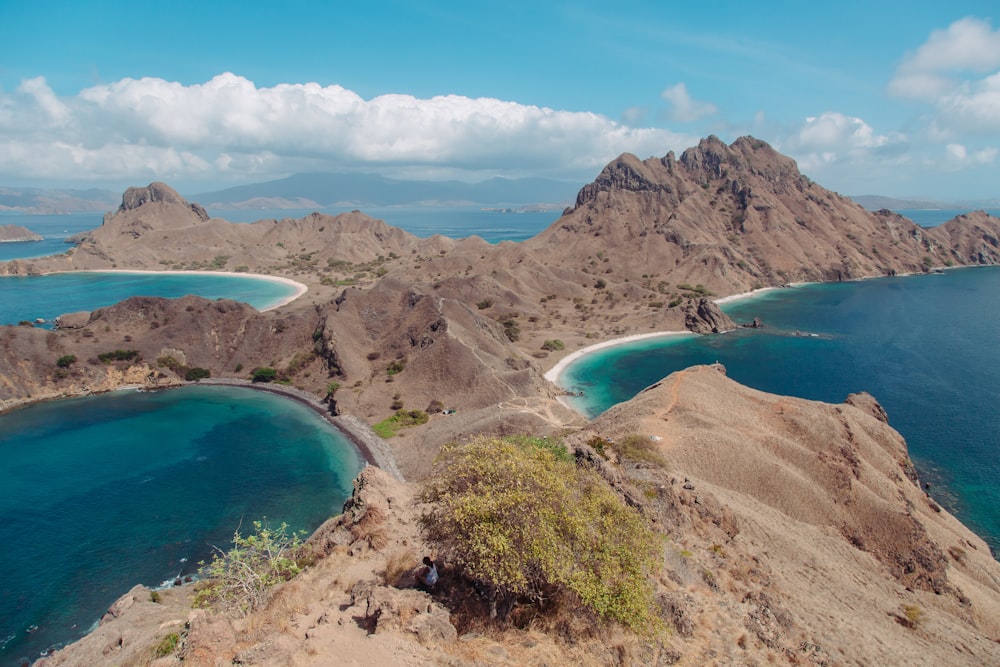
[1, 1, 998, 200]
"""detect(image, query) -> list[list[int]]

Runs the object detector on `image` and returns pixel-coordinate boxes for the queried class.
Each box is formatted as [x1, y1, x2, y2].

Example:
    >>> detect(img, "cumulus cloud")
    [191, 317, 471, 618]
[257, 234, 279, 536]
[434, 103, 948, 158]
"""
[889, 17, 1000, 134]
[780, 111, 906, 171]
[0, 73, 697, 187]
[945, 142, 997, 167]
[660, 83, 717, 123]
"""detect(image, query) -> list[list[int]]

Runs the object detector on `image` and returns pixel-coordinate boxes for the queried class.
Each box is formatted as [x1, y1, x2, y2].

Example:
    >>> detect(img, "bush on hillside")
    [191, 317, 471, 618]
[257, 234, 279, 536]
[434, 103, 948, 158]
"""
[420, 435, 662, 632]
[194, 520, 304, 617]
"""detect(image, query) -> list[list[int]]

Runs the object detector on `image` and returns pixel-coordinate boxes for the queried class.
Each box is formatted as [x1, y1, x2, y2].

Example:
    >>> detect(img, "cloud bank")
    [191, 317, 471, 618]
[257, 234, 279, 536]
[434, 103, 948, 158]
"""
[0, 73, 696, 187]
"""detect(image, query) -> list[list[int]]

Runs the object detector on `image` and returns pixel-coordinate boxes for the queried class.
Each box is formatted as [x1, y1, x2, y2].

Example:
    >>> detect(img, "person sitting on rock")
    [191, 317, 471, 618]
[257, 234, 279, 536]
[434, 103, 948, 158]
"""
[420, 556, 439, 589]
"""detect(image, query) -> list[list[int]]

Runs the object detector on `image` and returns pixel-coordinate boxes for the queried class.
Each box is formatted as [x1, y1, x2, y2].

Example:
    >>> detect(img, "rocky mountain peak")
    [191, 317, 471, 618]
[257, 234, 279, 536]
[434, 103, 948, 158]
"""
[119, 182, 209, 221]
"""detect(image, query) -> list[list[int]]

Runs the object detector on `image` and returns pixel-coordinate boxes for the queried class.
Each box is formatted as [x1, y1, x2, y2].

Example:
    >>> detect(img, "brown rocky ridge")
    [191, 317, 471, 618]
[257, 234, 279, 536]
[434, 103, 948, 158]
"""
[0, 224, 44, 242]
[3, 136, 1000, 665]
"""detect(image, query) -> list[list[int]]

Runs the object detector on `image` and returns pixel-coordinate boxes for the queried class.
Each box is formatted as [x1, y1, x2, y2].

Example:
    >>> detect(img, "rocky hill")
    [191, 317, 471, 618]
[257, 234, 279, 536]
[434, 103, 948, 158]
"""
[34, 367, 1000, 666]
[4, 136, 1000, 665]
[0, 224, 43, 242]
[523, 136, 1000, 296]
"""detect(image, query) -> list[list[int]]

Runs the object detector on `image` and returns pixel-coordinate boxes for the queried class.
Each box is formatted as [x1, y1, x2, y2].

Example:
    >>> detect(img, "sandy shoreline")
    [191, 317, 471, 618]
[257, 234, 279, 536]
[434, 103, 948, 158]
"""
[544, 285, 786, 389]
[58, 269, 308, 311]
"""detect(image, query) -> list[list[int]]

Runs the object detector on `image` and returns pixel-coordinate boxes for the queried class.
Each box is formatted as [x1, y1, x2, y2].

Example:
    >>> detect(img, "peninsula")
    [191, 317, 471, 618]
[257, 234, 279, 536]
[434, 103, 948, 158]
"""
[6, 136, 1000, 666]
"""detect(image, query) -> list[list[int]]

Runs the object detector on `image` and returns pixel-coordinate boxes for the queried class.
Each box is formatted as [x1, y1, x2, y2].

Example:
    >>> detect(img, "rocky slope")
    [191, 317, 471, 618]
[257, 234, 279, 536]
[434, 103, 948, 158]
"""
[35, 367, 1000, 666]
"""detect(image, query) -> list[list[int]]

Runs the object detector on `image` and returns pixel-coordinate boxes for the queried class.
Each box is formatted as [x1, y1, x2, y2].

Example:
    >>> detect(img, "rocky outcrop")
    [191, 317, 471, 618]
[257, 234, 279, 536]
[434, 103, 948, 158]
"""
[0, 224, 43, 242]
[683, 297, 736, 333]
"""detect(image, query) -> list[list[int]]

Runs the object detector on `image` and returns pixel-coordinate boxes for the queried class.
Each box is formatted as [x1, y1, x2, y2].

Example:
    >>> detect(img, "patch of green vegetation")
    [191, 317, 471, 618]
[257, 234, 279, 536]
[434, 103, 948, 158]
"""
[152, 632, 180, 658]
[372, 409, 429, 438]
[98, 349, 140, 364]
[541, 339, 565, 351]
[250, 367, 278, 383]
[55, 354, 77, 368]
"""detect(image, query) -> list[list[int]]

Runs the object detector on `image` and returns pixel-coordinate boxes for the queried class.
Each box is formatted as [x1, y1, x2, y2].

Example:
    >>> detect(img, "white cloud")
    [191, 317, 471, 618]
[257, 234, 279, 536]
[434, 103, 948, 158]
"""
[889, 17, 1000, 134]
[0, 73, 697, 187]
[945, 142, 997, 167]
[660, 83, 717, 123]
[773, 111, 910, 180]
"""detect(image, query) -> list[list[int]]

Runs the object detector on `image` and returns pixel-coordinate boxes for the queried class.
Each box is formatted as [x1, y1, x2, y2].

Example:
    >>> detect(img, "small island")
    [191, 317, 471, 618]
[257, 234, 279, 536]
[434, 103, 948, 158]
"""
[0, 224, 43, 242]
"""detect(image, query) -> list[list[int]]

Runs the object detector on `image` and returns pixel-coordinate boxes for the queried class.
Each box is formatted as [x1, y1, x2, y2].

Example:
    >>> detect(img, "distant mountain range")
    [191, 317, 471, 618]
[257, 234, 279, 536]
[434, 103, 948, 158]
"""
[0, 186, 120, 214]
[191, 172, 579, 210]
[850, 194, 1000, 210]
[3, 176, 997, 215]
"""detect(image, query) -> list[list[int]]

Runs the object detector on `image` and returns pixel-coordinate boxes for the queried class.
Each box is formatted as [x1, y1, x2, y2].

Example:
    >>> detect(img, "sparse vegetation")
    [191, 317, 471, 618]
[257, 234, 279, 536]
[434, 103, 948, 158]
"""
[541, 339, 565, 351]
[98, 349, 140, 364]
[194, 519, 304, 617]
[386, 359, 406, 375]
[420, 435, 662, 632]
[152, 632, 180, 658]
[476, 298, 494, 310]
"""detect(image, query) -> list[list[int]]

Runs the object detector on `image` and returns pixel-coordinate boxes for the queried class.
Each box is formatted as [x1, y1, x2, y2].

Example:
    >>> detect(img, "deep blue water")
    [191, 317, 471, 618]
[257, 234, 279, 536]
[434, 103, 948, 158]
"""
[560, 267, 1000, 558]
[0, 385, 362, 665]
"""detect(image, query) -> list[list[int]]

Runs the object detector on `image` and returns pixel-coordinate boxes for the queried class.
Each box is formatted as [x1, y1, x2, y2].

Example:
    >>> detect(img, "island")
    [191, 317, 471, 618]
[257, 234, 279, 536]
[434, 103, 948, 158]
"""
[6, 136, 1000, 666]
[0, 223, 43, 242]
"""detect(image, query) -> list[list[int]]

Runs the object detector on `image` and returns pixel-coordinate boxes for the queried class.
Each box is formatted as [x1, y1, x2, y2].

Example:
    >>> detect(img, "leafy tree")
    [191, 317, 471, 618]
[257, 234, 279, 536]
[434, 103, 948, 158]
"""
[184, 367, 211, 381]
[250, 366, 277, 383]
[56, 354, 77, 368]
[194, 520, 303, 617]
[420, 436, 662, 632]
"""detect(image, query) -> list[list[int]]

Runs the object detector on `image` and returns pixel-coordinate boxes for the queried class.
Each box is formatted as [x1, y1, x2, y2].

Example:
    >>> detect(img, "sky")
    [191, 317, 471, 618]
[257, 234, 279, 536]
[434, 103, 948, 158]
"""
[1, 0, 999, 200]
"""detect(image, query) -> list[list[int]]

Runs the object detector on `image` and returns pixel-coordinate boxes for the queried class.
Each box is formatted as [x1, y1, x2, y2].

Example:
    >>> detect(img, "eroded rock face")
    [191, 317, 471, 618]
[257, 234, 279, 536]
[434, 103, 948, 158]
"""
[683, 298, 736, 333]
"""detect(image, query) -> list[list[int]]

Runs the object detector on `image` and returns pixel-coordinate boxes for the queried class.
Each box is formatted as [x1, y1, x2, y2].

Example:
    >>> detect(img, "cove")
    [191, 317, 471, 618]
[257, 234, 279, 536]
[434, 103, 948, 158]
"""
[559, 267, 1000, 558]
[0, 271, 303, 327]
[0, 384, 363, 664]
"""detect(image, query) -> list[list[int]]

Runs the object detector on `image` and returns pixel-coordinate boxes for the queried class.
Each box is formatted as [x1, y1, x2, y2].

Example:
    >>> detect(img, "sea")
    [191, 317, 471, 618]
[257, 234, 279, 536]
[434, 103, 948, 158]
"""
[0, 204, 997, 664]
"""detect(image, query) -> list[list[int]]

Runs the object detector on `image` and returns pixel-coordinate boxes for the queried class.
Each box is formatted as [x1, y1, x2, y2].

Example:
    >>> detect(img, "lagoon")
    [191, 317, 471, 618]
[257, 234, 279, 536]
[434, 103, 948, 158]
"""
[0, 384, 362, 665]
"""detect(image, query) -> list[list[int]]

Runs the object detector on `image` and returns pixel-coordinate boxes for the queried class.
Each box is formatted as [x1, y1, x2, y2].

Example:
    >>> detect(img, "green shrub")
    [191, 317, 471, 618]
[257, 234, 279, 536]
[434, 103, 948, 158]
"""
[421, 436, 662, 632]
[250, 367, 278, 383]
[98, 349, 140, 364]
[194, 520, 304, 617]
[55, 354, 77, 368]
[541, 339, 565, 351]
[386, 359, 406, 375]
[476, 298, 494, 310]
[152, 632, 180, 657]
[184, 367, 211, 381]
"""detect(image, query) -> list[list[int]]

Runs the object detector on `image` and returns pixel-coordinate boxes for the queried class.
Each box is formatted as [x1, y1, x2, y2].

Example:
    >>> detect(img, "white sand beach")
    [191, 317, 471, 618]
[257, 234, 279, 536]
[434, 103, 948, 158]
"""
[544, 330, 694, 387]
[545, 285, 796, 389]
[60, 269, 308, 311]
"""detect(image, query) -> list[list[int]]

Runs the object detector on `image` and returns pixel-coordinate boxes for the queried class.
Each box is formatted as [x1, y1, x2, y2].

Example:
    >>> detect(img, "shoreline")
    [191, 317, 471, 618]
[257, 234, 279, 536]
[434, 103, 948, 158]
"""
[197, 378, 403, 480]
[58, 269, 309, 311]
[543, 284, 788, 390]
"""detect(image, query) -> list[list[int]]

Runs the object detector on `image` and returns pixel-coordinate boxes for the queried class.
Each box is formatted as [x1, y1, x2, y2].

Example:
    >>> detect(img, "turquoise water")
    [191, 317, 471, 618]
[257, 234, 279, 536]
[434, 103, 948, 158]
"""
[561, 267, 1000, 558]
[0, 272, 299, 327]
[0, 385, 362, 665]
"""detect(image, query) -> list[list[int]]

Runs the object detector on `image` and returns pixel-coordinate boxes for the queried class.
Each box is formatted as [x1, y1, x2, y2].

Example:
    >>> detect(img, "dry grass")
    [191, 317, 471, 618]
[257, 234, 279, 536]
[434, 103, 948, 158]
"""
[382, 548, 417, 586]
[350, 504, 389, 550]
